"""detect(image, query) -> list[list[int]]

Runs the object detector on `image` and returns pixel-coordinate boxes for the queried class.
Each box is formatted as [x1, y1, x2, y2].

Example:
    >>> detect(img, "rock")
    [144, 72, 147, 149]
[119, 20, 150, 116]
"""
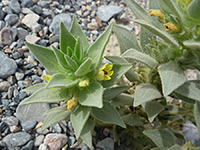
[0, 141, 7, 150]
[44, 133, 68, 150]
[0, 10, 6, 20]
[16, 103, 50, 123]
[49, 13, 71, 35]
[21, 120, 37, 131]
[87, 21, 98, 30]
[0, 81, 11, 92]
[118, 13, 129, 23]
[0, 21, 5, 31]
[96, 138, 114, 150]
[27, 55, 37, 65]
[4, 14, 19, 26]
[0, 52, 17, 79]
[81, 145, 89, 150]
[0, 28, 12, 46]
[34, 135, 45, 147]
[96, 5, 122, 22]
[15, 72, 24, 80]
[21, 0, 34, 7]
[17, 28, 29, 40]
[10, 27, 18, 41]
[2, 116, 19, 126]
[21, 140, 34, 150]
[39, 144, 50, 150]
[12, 52, 20, 59]
[25, 35, 40, 44]
[32, 5, 43, 15]
[10, 125, 21, 133]
[22, 14, 40, 31]
[9, 0, 21, 14]
[3, 132, 31, 147]
[21, 8, 35, 14]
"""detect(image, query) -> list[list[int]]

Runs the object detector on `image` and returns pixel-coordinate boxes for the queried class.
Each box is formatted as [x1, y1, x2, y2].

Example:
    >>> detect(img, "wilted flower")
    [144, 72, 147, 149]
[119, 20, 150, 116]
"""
[149, 9, 164, 20]
[164, 22, 179, 32]
[65, 99, 77, 111]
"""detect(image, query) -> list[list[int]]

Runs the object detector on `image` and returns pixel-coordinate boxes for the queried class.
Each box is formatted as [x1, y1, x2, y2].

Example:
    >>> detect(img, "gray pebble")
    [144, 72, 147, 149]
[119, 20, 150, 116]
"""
[21, 0, 34, 7]
[2, 116, 19, 126]
[9, 0, 21, 14]
[12, 52, 20, 59]
[15, 72, 24, 81]
[21, 140, 34, 150]
[32, 5, 43, 15]
[17, 28, 29, 40]
[0, 81, 11, 92]
[21, 120, 37, 132]
[4, 14, 19, 26]
[0, 28, 12, 46]
[7, 86, 14, 98]
[10, 27, 18, 41]
[0, 9, 6, 20]
[0, 21, 5, 31]
[34, 135, 45, 147]
[81, 145, 89, 150]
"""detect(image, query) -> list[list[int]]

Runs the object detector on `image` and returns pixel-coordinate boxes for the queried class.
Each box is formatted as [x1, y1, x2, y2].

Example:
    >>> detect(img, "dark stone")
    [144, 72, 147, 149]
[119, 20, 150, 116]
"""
[4, 14, 19, 26]
[21, 140, 34, 150]
[21, 0, 34, 7]
[0, 21, 5, 31]
[10, 27, 18, 41]
[12, 52, 20, 59]
[2, 116, 19, 126]
[32, 5, 43, 15]
[17, 28, 28, 40]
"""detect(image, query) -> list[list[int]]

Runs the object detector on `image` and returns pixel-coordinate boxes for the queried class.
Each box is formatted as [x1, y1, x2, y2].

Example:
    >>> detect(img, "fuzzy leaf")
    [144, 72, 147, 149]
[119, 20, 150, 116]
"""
[122, 113, 143, 126]
[25, 42, 65, 74]
[46, 73, 78, 88]
[71, 106, 90, 138]
[183, 40, 200, 50]
[74, 38, 82, 61]
[87, 24, 112, 69]
[70, 15, 89, 53]
[75, 58, 92, 76]
[144, 129, 176, 149]
[122, 49, 158, 69]
[92, 101, 126, 128]
[113, 24, 141, 54]
[80, 119, 95, 148]
[41, 107, 70, 130]
[112, 93, 134, 107]
[167, 145, 182, 150]
[20, 88, 68, 105]
[194, 102, 200, 134]
[187, 0, 200, 21]
[158, 61, 186, 96]
[65, 55, 79, 71]
[134, 83, 162, 107]
[60, 22, 76, 54]
[102, 64, 132, 88]
[79, 81, 103, 108]
[22, 83, 46, 94]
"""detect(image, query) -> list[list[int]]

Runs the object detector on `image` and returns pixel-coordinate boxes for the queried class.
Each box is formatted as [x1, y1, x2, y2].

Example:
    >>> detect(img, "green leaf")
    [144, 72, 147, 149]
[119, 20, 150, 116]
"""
[41, 107, 70, 130]
[51, 45, 69, 70]
[22, 83, 46, 94]
[113, 24, 141, 54]
[134, 83, 162, 107]
[75, 58, 92, 76]
[60, 22, 76, 54]
[79, 81, 103, 108]
[102, 64, 132, 88]
[70, 15, 89, 53]
[67, 46, 73, 57]
[187, 0, 200, 21]
[183, 40, 200, 50]
[92, 101, 126, 128]
[87, 23, 112, 68]
[122, 49, 158, 69]
[158, 61, 186, 97]
[112, 93, 134, 107]
[46, 73, 78, 88]
[167, 144, 182, 150]
[80, 119, 95, 148]
[20, 87, 68, 105]
[70, 105, 90, 138]
[122, 113, 143, 126]
[74, 38, 82, 61]
[25, 42, 65, 74]
[142, 101, 164, 122]
[194, 102, 200, 135]
[103, 86, 130, 100]
[134, 19, 179, 48]
[65, 55, 79, 71]
[144, 129, 176, 149]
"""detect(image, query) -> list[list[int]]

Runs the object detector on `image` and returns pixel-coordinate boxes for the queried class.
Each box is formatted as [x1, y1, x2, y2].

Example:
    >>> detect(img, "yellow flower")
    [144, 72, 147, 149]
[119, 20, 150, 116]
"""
[148, 9, 164, 20]
[79, 79, 89, 87]
[43, 75, 51, 82]
[164, 22, 179, 32]
[95, 64, 114, 81]
[65, 99, 77, 111]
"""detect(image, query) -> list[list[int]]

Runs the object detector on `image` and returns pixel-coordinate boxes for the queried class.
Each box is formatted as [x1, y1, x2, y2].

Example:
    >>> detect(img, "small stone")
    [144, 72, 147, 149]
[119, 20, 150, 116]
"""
[118, 13, 129, 23]
[96, 5, 122, 22]
[21, 0, 34, 7]
[27, 55, 37, 65]
[0, 81, 11, 92]
[32, 5, 43, 15]
[2, 116, 19, 126]
[4, 14, 19, 26]
[17, 28, 29, 40]
[32, 23, 41, 33]
[44, 133, 68, 150]
[21, 120, 37, 131]
[0, 28, 12, 46]
[81, 145, 89, 150]
[96, 16, 102, 27]
[0, 141, 7, 150]
[7, 86, 13, 98]
[10, 125, 21, 133]
[49, 13, 71, 35]
[87, 21, 98, 30]
[21, 140, 34, 150]
[15, 72, 24, 80]
[0, 21, 5, 31]
[21, 8, 34, 14]
[34, 135, 45, 147]
[12, 52, 20, 59]
[0, 10, 6, 20]
[9, 0, 21, 14]
[22, 14, 40, 31]
[25, 35, 40, 44]
[96, 138, 114, 150]
[39, 144, 50, 150]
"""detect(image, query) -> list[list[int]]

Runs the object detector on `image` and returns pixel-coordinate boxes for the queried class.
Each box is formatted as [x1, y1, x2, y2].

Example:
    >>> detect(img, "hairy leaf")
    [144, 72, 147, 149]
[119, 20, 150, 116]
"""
[112, 93, 134, 107]
[22, 83, 46, 94]
[75, 58, 92, 76]
[122, 113, 143, 126]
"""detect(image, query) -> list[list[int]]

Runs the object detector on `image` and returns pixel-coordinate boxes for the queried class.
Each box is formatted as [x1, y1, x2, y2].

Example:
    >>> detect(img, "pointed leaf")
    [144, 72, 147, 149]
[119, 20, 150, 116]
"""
[70, 15, 89, 52]
[51, 45, 69, 70]
[87, 24, 112, 68]
[65, 55, 79, 71]
[67, 46, 73, 57]
[60, 22, 76, 54]
[92, 101, 126, 128]
[70, 106, 90, 138]
[183, 40, 200, 50]
[22, 83, 46, 94]
[103, 86, 130, 100]
[79, 81, 103, 108]
[105, 56, 128, 63]
[112, 93, 134, 107]
[194, 102, 200, 134]
[122, 49, 158, 69]
[158, 61, 186, 96]
[75, 58, 92, 76]
[25, 42, 65, 74]
[20, 87, 69, 105]
[122, 113, 143, 126]
[46, 73, 78, 88]
[41, 107, 70, 130]
[134, 83, 162, 107]
[74, 38, 82, 61]
[102, 64, 132, 88]
[144, 129, 176, 149]
[142, 101, 164, 122]
[80, 119, 95, 148]
[167, 145, 182, 150]
[187, 0, 200, 21]
[113, 24, 141, 54]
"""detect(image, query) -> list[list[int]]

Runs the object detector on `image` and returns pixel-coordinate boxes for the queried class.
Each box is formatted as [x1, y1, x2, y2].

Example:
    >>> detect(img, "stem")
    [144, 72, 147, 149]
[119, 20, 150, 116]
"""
[113, 125, 118, 142]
